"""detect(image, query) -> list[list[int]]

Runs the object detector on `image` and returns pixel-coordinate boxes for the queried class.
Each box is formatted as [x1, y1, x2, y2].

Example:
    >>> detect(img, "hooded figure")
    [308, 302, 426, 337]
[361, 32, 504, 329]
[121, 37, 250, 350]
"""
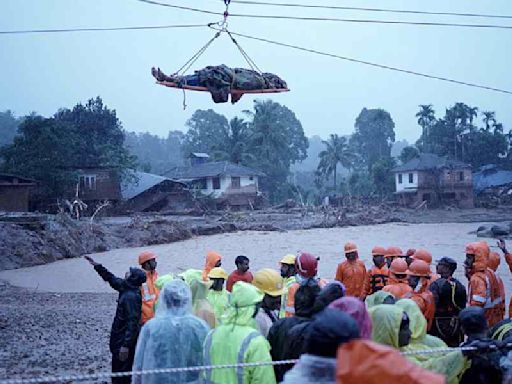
[369, 304, 464, 384]
[206, 267, 230, 326]
[465, 242, 501, 327]
[203, 282, 276, 384]
[281, 309, 360, 384]
[132, 280, 209, 384]
[336, 339, 445, 384]
[190, 278, 216, 328]
[329, 297, 372, 339]
[488, 251, 506, 322]
[202, 251, 222, 282]
[366, 291, 396, 308]
[268, 284, 320, 382]
[396, 299, 446, 349]
[86, 257, 146, 384]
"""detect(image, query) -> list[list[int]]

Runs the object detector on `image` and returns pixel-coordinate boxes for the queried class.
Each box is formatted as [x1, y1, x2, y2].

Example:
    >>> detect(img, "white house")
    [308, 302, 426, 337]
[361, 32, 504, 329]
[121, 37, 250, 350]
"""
[166, 156, 265, 208]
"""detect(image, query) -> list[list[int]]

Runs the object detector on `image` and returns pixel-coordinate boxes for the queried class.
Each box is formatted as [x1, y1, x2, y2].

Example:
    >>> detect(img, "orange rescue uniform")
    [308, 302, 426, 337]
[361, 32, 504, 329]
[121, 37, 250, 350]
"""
[382, 277, 413, 299]
[364, 266, 389, 296]
[488, 251, 506, 321]
[202, 251, 222, 282]
[141, 270, 159, 324]
[285, 279, 328, 317]
[335, 260, 367, 299]
[505, 252, 512, 317]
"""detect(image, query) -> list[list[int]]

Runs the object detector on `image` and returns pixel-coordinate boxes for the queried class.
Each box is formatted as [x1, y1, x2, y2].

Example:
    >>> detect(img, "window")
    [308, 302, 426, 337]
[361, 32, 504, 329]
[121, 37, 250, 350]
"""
[408, 173, 414, 183]
[398, 174, 403, 184]
[195, 179, 207, 190]
[249, 176, 254, 181]
[231, 176, 241, 189]
[459, 172, 464, 181]
[79, 175, 96, 190]
[212, 177, 221, 190]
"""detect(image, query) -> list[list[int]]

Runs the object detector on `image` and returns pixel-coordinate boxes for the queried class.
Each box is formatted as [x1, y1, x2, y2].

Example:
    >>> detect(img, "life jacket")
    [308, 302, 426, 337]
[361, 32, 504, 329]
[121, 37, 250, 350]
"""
[140, 270, 159, 324]
[367, 266, 389, 295]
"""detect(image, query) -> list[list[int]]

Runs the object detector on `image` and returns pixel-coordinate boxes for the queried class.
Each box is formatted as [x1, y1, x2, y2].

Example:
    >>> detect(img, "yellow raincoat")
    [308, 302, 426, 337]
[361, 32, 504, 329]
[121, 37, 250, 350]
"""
[366, 291, 395, 308]
[207, 288, 229, 326]
[396, 299, 446, 349]
[369, 304, 464, 384]
[203, 282, 276, 384]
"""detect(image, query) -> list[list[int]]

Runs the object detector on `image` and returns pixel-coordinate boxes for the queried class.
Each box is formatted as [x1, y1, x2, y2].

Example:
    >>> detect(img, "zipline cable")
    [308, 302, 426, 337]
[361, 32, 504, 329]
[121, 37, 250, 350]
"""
[133, 0, 512, 30]
[229, 0, 512, 21]
[0, 24, 206, 35]
[214, 27, 512, 95]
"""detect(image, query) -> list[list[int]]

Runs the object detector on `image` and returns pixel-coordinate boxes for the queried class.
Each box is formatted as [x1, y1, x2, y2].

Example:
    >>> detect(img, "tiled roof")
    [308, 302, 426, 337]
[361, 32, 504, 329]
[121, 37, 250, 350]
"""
[165, 161, 265, 179]
[393, 153, 470, 172]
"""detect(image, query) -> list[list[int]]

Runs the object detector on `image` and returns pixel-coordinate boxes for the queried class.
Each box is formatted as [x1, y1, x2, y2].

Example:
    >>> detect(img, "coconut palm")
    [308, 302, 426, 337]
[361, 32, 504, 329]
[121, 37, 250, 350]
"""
[482, 111, 496, 132]
[317, 134, 354, 189]
[415, 105, 436, 151]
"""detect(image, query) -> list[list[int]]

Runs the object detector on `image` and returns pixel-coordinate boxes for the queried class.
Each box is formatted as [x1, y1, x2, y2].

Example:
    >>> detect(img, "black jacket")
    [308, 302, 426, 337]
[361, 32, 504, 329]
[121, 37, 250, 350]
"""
[429, 276, 467, 317]
[94, 265, 146, 353]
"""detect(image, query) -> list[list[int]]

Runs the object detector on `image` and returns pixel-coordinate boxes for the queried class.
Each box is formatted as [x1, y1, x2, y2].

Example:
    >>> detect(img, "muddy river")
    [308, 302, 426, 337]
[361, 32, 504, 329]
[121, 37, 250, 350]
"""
[1, 222, 510, 294]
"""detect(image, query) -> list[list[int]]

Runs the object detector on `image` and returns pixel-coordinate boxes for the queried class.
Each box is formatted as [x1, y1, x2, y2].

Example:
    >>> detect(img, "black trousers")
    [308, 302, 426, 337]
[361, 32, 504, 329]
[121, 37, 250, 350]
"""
[111, 348, 135, 384]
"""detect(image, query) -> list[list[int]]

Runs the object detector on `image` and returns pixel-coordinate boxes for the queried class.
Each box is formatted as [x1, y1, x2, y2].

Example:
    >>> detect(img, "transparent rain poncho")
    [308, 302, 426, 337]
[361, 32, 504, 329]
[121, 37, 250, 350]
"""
[396, 299, 447, 349]
[190, 278, 216, 328]
[366, 291, 395, 308]
[369, 304, 464, 384]
[132, 279, 210, 384]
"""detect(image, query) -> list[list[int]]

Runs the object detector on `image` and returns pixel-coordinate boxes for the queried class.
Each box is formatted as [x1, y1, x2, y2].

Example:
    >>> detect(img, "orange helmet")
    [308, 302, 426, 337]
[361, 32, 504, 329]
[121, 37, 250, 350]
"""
[406, 249, 416, 257]
[138, 251, 156, 265]
[412, 249, 432, 265]
[385, 246, 403, 259]
[372, 246, 386, 257]
[465, 243, 478, 255]
[344, 242, 358, 254]
[488, 251, 501, 272]
[406, 260, 431, 277]
[389, 258, 408, 275]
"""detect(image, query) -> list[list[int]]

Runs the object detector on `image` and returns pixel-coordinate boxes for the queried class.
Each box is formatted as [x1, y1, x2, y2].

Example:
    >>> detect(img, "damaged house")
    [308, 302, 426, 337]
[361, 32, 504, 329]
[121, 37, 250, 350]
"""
[0, 173, 37, 212]
[393, 153, 474, 208]
[121, 171, 193, 212]
[166, 153, 265, 209]
[473, 164, 512, 206]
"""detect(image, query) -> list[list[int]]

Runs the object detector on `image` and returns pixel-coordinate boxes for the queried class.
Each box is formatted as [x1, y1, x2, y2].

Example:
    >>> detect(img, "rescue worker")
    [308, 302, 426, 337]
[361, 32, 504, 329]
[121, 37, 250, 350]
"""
[396, 299, 446, 349]
[285, 252, 326, 317]
[384, 246, 403, 268]
[465, 242, 502, 327]
[405, 248, 416, 265]
[334, 242, 366, 299]
[226, 255, 253, 292]
[428, 257, 467, 347]
[281, 309, 360, 384]
[202, 250, 222, 282]
[252, 269, 284, 337]
[459, 306, 504, 384]
[329, 296, 372, 339]
[132, 280, 209, 384]
[499, 239, 512, 317]
[411, 249, 440, 287]
[203, 281, 276, 384]
[488, 251, 506, 321]
[279, 254, 297, 318]
[84, 256, 146, 384]
[366, 291, 396, 308]
[206, 267, 229, 326]
[364, 246, 389, 296]
[336, 340, 445, 384]
[405, 259, 436, 330]
[382, 258, 413, 299]
[369, 304, 464, 384]
[138, 251, 159, 324]
[190, 278, 216, 328]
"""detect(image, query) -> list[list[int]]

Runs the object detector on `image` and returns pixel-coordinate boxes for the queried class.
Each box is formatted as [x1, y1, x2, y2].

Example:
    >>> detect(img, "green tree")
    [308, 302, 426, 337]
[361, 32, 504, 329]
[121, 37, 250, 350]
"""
[415, 104, 436, 152]
[0, 110, 20, 148]
[350, 108, 396, 171]
[399, 146, 419, 164]
[316, 134, 354, 189]
[371, 157, 397, 196]
[244, 100, 308, 202]
[182, 109, 230, 156]
[211, 117, 254, 165]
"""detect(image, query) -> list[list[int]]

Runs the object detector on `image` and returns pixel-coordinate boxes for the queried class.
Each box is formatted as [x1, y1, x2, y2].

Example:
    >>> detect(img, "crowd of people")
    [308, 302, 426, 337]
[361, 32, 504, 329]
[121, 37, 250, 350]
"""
[84, 239, 512, 384]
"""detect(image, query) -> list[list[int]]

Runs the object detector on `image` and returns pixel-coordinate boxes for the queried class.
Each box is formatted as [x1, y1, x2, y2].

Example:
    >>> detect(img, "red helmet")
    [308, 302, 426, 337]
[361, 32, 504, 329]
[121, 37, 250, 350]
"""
[296, 252, 318, 278]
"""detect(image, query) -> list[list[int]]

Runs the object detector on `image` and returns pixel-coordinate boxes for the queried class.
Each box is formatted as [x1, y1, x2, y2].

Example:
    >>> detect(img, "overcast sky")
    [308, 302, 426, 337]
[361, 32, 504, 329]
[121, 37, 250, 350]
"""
[1, 0, 511, 143]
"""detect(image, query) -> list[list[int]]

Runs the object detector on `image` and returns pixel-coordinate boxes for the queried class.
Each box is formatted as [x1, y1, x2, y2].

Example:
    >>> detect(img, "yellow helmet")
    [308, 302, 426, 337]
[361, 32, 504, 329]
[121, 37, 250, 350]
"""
[252, 269, 285, 297]
[280, 254, 296, 265]
[207, 267, 228, 280]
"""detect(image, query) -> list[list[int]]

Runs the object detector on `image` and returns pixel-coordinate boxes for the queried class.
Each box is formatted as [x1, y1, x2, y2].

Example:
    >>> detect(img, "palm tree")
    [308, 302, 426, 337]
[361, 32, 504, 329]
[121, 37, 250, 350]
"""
[317, 134, 354, 189]
[415, 105, 436, 152]
[482, 111, 496, 132]
[212, 117, 254, 165]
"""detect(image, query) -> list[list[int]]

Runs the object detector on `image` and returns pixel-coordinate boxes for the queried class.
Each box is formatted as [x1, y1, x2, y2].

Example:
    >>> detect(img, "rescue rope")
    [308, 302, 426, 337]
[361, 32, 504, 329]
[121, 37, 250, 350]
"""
[3, 344, 512, 384]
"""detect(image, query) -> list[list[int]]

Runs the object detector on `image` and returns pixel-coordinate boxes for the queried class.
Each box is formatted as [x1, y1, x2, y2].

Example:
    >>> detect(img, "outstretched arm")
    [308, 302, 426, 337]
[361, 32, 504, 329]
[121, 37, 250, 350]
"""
[84, 256, 125, 292]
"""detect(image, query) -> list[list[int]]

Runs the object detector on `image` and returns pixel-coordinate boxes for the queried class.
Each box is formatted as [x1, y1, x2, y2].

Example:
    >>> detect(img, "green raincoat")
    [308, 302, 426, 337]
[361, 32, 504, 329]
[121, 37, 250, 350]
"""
[366, 291, 395, 308]
[369, 304, 464, 384]
[207, 288, 230, 326]
[204, 282, 276, 384]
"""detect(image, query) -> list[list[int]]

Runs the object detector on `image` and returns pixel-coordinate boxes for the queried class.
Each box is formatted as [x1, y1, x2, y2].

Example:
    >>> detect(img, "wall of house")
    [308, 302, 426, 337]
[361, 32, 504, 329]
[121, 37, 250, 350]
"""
[395, 171, 418, 192]
[200, 175, 259, 197]
[77, 169, 121, 201]
[0, 186, 30, 211]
